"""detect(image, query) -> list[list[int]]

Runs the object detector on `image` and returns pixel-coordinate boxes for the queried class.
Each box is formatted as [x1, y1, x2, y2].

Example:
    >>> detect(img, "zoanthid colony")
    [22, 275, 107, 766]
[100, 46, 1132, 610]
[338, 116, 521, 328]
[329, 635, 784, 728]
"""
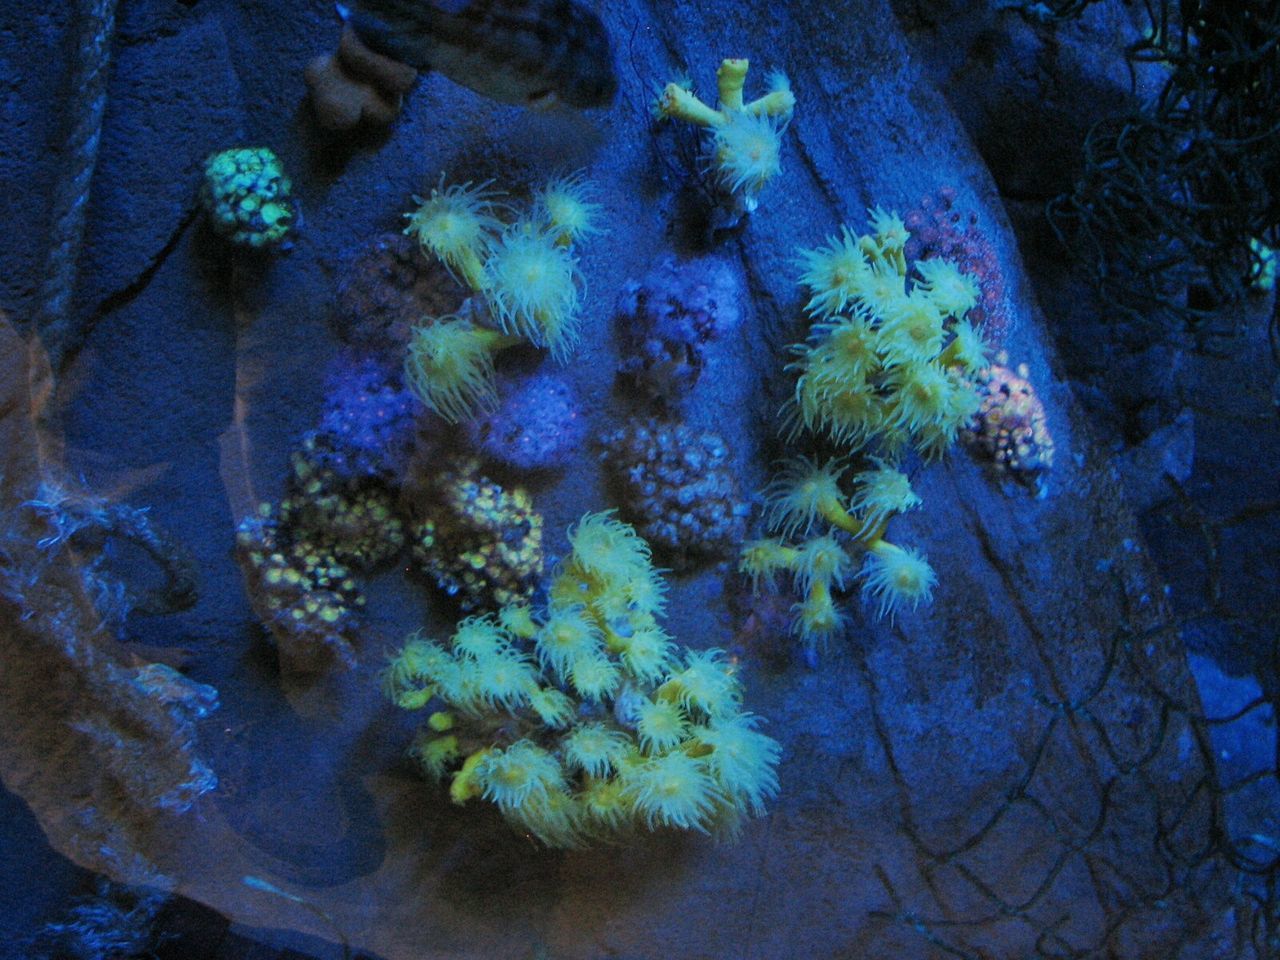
[742, 210, 988, 648]
[385, 512, 781, 847]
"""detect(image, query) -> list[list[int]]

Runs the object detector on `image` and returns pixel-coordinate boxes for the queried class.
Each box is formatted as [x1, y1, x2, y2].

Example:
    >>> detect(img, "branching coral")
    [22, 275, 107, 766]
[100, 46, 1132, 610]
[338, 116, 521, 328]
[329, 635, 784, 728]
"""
[743, 211, 987, 646]
[404, 457, 544, 611]
[385, 512, 780, 847]
[652, 58, 795, 229]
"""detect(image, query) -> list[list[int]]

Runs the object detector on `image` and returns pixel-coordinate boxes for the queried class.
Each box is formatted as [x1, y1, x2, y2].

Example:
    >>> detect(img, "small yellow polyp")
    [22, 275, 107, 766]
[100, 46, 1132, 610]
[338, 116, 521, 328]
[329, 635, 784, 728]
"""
[449, 749, 491, 805]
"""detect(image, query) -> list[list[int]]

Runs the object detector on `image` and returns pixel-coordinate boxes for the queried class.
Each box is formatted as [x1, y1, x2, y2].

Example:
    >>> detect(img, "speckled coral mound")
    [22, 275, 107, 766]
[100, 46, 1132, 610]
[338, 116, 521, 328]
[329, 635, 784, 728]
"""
[463, 370, 584, 471]
[280, 433, 406, 570]
[598, 417, 749, 567]
[199, 147, 295, 249]
[235, 504, 364, 671]
[316, 352, 420, 481]
[404, 457, 543, 610]
[962, 350, 1055, 491]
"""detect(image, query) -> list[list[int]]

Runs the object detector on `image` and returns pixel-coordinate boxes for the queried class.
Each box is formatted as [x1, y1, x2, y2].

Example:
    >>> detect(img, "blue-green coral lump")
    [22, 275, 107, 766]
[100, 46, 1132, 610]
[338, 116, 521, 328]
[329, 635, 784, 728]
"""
[200, 147, 295, 248]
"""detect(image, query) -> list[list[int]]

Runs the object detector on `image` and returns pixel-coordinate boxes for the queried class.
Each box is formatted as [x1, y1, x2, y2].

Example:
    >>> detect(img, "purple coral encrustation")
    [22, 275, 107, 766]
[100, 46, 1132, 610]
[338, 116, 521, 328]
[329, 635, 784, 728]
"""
[331, 231, 469, 357]
[463, 371, 584, 471]
[614, 254, 742, 407]
[313, 351, 420, 481]
[598, 416, 749, 568]
[903, 187, 1012, 345]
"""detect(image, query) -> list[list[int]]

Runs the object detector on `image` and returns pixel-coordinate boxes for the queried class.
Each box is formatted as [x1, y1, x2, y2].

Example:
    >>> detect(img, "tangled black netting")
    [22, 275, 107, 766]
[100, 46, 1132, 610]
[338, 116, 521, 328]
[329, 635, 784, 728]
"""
[1011, 0, 1280, 345]
[877, 486, 1280, 958]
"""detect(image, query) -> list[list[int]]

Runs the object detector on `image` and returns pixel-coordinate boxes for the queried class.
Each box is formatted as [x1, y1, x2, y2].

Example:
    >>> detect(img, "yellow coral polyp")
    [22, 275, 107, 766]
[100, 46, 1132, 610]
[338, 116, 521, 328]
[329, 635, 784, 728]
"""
[618, 564, 668, 616]
[635, 697, 688, 754]
[450, 748, 492, 804]
[738, 537, 796, 591]
[654, 80, 724, 126]
[483, 221, 583, 361]
[477, 740, 563, 810]
[404, 175, 505, 291]
[878, 292, 946, 362]
[567, 511, 654, 586]
[747, 70, 796, 119]
[792, 576, 844, 647]
[939, 319, 990, 373]
[654, 57, 793, 211]
[689, 714, 781, 817]
[535, 171, 603, 248]
[506, 784, 584, 848]
[847, 460, 921, 537]
[796, 227, 871, 316]
[792, 535, 853, 591]
[801, 375, 884, 450]
[404, 317, 519, 423]
[622, 751, 720, 832]
[535, 603, 602, 676]
[868, 206, 910, 262]
[562, 722, 631, 778]
[580, 776, 632, 832]
[569, 651, 622, 701]
[450, 614, 512, 660]
[711, 111, 782, 197]
[659, 649, 740, 718]
[802, 314, 881, 382]
[619, 626, 676, 684]
[763, 457, 860, 538]
[914, 258, 980, 318]
[527, 685, 576, 728]
[498, 603, 539, 639]
[861, 541, 937, 620]
[882, 360, 956, 437]
[410, 732, 460, 780]
[472, 650, 538, 712]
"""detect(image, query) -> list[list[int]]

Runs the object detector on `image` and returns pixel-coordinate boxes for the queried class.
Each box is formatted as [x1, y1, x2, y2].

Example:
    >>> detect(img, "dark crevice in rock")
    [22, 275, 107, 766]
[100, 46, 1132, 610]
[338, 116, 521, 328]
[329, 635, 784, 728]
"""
[59, 208, 198, 376]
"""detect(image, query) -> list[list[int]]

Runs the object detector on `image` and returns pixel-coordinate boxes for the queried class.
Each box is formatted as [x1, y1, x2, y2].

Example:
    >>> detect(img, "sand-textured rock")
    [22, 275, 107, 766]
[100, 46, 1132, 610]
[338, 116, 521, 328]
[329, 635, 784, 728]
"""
[0, 0, 1258, 957]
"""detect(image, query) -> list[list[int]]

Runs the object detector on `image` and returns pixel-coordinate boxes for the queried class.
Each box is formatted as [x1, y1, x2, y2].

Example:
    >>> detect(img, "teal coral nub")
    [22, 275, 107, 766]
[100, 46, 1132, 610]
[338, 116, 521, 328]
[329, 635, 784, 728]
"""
[200, 147, 295, 249]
